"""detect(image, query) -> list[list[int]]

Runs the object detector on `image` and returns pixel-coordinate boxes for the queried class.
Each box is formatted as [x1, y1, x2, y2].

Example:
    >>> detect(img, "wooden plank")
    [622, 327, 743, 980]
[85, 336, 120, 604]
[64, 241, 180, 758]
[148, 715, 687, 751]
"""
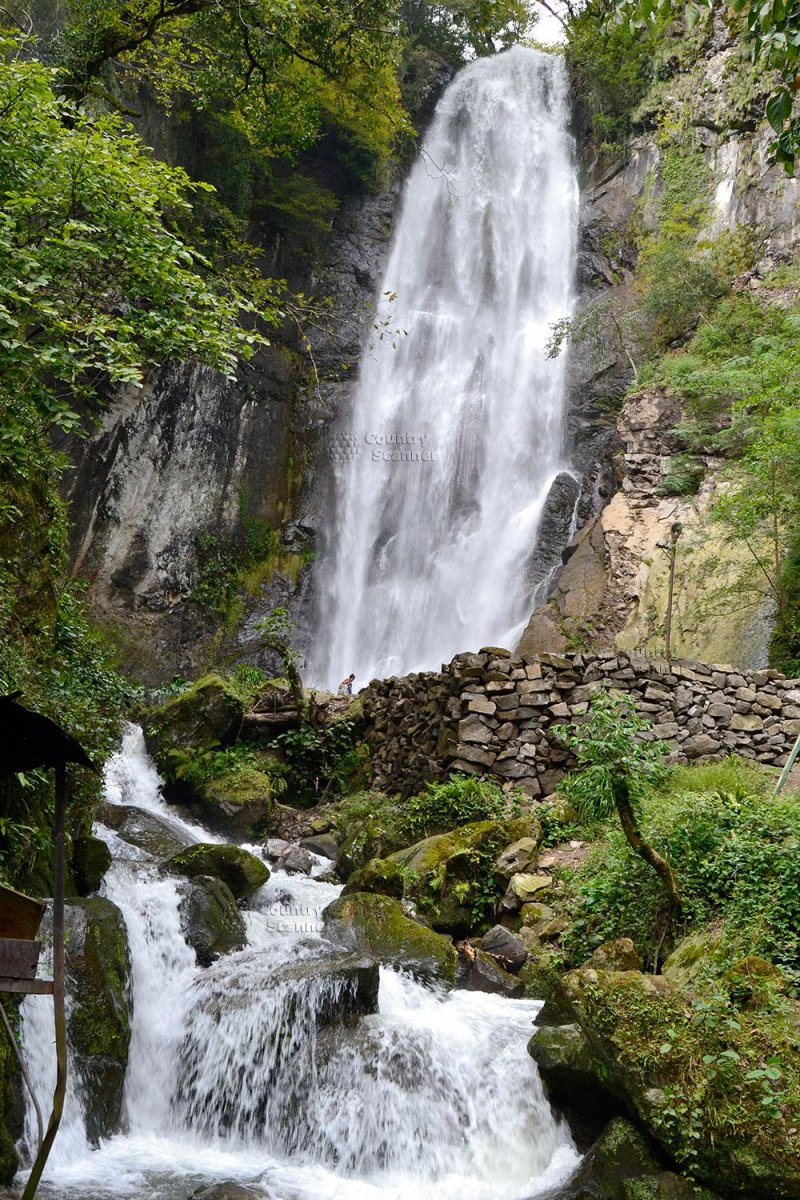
[0, 978, 54, 995]
[0, 885, 46, 940]
[0, 938, 40, 978]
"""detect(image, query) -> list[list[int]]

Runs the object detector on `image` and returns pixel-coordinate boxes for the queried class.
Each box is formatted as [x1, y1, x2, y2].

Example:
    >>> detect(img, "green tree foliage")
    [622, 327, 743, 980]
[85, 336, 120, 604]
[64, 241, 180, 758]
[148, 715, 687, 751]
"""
[0, 588, 134, 889]
[553, 688, 670, 820]
[256, 606, 305, 711]
[565, 0, 655, 156]
[49, 0, 411, 163]
[402, 0, 534, 63]
[608, 0, 800, 172]
[565, 760, 800, 979]
[554, 689, 681, 912]
[0, 39, 277, 478]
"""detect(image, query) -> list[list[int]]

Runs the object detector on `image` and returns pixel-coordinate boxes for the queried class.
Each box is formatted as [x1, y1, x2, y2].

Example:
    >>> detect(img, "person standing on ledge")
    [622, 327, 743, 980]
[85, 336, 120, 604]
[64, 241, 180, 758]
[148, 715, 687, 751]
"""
[338, 673, 356, 695]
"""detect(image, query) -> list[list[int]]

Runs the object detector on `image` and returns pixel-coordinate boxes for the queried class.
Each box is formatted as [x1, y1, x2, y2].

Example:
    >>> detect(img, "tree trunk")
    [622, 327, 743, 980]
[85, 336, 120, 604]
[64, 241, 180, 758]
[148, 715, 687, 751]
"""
[611, 774, 682, 915]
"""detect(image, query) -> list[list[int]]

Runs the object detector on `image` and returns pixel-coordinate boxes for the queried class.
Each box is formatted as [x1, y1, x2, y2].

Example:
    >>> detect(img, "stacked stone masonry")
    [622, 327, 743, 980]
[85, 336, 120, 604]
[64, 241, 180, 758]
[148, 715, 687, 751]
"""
[360, 648, 800, 798]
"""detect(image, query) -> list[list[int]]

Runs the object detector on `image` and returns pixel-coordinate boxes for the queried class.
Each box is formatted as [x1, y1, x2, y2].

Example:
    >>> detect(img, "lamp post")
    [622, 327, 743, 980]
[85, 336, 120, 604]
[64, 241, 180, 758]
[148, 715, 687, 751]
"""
[657, 520, 683, 660]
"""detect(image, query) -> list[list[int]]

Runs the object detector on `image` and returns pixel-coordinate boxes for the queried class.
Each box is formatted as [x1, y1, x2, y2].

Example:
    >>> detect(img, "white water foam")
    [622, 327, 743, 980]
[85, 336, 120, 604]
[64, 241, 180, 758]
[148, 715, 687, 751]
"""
[18, 731, 578, 1199]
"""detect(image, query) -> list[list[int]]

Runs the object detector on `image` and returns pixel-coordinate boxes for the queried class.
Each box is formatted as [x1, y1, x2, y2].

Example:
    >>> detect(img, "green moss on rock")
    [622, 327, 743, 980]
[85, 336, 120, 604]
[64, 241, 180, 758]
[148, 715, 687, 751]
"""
[178, 876, 247, 966]
[72, 834, 112, 896]
[165, 842, 269, 898]
[143, 674, 244, 770]
[528, 1022, 625, 1142]
[323, 892, 458, 985]
[335, 793, 411, 876]
[64, 897, 132, 1144]
[561, 966, 800, 1197]
[195, 765, 276, 839]
[343, 818, 539, 937]
[546, 1117, 719, 1199]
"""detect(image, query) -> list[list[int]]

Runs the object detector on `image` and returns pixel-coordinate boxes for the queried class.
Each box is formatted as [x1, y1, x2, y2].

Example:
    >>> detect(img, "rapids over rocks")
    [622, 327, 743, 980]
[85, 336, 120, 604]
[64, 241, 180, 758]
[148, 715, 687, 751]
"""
[17, 727, 579, 1199]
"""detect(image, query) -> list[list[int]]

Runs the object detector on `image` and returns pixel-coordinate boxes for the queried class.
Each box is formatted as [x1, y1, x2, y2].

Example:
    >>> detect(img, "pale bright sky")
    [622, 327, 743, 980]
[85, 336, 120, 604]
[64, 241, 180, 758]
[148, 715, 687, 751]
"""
[533, 2, 567, 44]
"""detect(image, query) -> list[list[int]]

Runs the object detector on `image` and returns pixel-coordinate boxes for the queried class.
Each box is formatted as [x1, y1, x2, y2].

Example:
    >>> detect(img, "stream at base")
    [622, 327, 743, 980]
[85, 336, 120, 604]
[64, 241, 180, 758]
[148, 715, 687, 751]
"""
[17, 727, 579, 1199]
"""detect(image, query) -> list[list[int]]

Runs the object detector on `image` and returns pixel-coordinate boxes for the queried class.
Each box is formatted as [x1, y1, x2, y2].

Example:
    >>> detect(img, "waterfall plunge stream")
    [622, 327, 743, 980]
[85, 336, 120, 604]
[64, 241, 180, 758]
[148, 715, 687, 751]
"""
[17, 727, 579, 1199]
[312, 47, 578, 689]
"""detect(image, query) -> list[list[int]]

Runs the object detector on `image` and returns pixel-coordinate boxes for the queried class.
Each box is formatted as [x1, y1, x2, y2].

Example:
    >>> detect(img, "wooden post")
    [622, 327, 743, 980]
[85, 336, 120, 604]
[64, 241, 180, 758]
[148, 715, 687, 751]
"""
[21, 763, 68, 1200]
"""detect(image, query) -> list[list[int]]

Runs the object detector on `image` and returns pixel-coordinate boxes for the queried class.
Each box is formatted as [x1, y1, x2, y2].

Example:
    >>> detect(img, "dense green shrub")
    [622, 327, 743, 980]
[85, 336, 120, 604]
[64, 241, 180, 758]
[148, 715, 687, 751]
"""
[275, 718, 363, 807]
[655, 452, 705, 496]
[406, 774, 516, 836]
[566, 0, 656, 157]
[564, 759, 800, 980]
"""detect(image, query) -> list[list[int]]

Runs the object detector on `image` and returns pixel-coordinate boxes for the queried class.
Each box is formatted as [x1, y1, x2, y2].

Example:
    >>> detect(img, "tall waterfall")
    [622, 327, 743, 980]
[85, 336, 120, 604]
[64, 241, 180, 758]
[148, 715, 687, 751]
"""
[312, 47, 578, 689]
[17, 728, 580, 1199]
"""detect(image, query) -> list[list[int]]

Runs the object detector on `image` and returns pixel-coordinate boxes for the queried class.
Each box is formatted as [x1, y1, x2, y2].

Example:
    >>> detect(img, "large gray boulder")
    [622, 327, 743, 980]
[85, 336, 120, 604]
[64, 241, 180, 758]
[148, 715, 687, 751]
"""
[164, 843, 269, 899]
[323, 893, 458, 985]
[98, 802, 194, 860]
[61, 898, 132, 1144]
[178, 876, 247, 966]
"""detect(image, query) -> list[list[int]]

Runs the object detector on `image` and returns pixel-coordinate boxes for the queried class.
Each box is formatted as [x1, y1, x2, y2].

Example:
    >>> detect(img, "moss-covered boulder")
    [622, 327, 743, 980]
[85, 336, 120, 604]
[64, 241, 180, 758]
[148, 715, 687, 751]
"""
[178, 877, 247, 966]
[63, 898, 132, 1144]
[165, 842, 268, 898]
[143, 674, 244, 768]
[528, 1022, 625, 1144]
[721, 956, 789, 1011]
[546, 1117, 719, 1199]
[662, 928, 728, 990]
[323, 893, 458, 985]
[191, 765, 276, 840]
[99, 802, 194, 860]
[588, 938, 641, 973]
[335, 794, 411, 876]
[344, 818, 538, 937]
[562, 965, 800, 1198]
[72, 834, 112, 895]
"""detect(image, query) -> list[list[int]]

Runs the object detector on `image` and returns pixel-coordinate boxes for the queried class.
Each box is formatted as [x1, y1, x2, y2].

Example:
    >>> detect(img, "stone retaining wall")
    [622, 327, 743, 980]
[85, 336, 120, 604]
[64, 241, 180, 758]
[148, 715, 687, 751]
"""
[360, 648, 800, 798]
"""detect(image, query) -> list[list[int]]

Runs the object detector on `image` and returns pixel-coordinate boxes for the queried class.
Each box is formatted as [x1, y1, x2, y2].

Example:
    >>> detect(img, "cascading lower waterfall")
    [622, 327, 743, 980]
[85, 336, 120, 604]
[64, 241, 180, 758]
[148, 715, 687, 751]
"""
[16, 727, 579, 1199]
[312, 47, 578, 689]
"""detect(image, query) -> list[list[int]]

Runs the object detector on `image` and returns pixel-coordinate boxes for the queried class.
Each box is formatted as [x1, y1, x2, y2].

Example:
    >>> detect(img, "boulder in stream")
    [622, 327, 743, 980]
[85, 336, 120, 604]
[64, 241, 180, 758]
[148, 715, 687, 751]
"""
[165, 842, 269, 899]
[178, 876, 247, 966]
[543, 1117, 719, 1200]
[72, 834, 112, 895]
[62, 897, 132, 1144]
[191, 1184, 271, 1200]
[323, 892, 458, 985]
[99, 802, 194, 860]
[457, 946, 525, 998]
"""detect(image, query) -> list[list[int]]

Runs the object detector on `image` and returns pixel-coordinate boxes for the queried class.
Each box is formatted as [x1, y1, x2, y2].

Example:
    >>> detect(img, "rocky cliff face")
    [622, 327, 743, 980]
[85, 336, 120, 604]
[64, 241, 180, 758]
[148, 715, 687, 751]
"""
[65, 63, 451, 682]
[63, 159, 402, 681]
[520, 28, 800, 671]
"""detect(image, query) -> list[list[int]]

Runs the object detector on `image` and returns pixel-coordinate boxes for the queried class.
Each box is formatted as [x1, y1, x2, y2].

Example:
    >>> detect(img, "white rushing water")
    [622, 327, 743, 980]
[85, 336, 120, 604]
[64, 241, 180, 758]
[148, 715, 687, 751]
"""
[17, 728, 579, 1198]
[312, 47, 579, 689]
